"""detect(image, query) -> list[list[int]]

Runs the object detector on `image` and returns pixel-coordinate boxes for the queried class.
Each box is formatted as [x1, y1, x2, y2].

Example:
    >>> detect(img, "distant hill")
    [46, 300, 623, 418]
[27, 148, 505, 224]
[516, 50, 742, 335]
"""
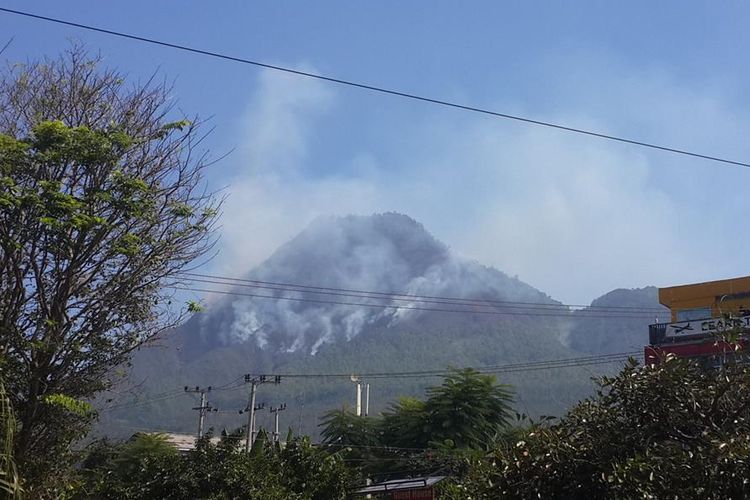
[565, 287, 667, 354]
[96, 213, 660, 440]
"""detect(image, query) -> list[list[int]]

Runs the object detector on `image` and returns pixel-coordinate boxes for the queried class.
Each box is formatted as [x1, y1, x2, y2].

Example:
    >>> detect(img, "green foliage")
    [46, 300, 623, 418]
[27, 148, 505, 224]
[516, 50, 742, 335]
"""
[169, 202, 194, 218]
[380, 397, 429, 449]
[279, 436, 352, 500]
[451, 358, 750, 499]
[320, 408, 380, 448]
[0, 134, 29, 176]
[153, 120, 191, 139]
[186, 300, 205, 313]
[0, 47, 220, 496]
[114, 433, 178, 475]
[317, 370, 516, 478]
[42, 393, 94, 417]
[320, 369, 514, 454]
[423, 368, 514, 449]
[75, 432, 352, 499]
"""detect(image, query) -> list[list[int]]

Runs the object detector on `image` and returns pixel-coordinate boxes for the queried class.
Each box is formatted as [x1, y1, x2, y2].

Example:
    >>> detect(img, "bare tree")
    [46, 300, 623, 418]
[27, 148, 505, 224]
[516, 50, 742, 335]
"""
[0, 46, 220, 494]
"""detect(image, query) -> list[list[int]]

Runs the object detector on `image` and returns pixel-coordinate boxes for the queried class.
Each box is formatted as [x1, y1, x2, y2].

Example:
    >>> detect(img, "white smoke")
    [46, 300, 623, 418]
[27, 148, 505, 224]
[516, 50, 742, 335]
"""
[202, 57, 750, 352]
[206, 213, 555, 354]
[213, 64, 750, 306]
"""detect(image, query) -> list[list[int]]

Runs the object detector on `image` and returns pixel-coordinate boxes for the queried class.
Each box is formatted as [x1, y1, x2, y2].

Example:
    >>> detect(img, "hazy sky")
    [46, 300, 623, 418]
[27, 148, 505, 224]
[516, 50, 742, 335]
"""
[2, 2, 749, 304]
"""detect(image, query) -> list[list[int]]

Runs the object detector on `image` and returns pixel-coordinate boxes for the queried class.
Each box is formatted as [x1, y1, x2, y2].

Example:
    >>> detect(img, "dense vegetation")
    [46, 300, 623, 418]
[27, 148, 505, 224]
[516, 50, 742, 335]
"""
[442, 356, 750, 499]
[73, 369, 512, 499]
[75, 358, 750, 499]
[75, 432, 351, 500]
[321, 368, 514, 450]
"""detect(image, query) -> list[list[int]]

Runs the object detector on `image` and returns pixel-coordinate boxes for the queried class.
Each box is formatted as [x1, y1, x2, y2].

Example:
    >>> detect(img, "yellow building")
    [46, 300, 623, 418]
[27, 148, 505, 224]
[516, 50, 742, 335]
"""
[646, 275, 750, 364]
[659, 275, 750, 322]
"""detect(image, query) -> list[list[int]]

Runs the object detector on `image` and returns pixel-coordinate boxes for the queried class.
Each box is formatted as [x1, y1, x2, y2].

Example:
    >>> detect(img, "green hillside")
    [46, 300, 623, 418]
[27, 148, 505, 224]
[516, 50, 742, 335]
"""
[94, 215, 660, 440]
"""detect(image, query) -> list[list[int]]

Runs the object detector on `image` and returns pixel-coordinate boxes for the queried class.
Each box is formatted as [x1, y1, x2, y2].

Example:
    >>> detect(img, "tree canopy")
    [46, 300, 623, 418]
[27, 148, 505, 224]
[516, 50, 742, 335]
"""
[76, 431, 352, 500]
[321, 369, 514, 453]
[446, 357, 750, 499]
[0, 47, 219, 495]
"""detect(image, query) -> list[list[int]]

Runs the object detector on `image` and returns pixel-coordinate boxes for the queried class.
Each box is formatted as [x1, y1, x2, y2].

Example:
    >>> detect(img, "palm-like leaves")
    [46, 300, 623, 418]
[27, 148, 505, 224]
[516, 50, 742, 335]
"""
[424, 368, 514, 449]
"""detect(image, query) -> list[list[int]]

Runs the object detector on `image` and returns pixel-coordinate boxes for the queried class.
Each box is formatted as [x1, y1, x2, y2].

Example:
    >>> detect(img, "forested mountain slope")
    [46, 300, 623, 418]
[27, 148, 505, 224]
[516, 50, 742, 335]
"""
[97, 214, 660, 439]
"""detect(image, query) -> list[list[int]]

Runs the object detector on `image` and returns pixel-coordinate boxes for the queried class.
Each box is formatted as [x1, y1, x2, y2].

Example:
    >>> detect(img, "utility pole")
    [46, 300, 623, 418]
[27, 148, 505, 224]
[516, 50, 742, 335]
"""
[242, 378, 257, 452]
[364, 383, 370, 417]
[185, 386, 216, 439]
[242, 374, 282, 451]
[296, 393, 305, 436]
[251, 401, 266, 444]
[270, 403, 287, 443]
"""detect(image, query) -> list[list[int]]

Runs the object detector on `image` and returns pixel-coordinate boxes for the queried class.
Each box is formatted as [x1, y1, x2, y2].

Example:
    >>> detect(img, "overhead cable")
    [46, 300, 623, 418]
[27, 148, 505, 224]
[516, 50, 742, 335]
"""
[244, 351, 640, 379]
[2, 7, 749, 169]
[177, 272, 667, 314]
[172, 285, 667, 320]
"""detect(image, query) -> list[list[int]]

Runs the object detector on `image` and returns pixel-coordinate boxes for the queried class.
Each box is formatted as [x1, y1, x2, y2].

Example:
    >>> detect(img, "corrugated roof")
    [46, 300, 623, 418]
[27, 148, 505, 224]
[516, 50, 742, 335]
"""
[354, 476, 446, 494]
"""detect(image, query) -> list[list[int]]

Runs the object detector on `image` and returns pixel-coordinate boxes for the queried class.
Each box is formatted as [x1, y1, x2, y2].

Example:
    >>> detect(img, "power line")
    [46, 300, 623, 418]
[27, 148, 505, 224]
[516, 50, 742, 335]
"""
[172, 285, 666, 320]
[99, 374, 247, 413]
[177, 272, 667, 314]
[244, 351, 639, 379]
[107, 353, 637, 401]
[179, 276, 665, 316]
[377, 356, 635, 379]
[1, 7, 749, 169]
[98, 391, 187, 413]
[98, 352, 636, 413]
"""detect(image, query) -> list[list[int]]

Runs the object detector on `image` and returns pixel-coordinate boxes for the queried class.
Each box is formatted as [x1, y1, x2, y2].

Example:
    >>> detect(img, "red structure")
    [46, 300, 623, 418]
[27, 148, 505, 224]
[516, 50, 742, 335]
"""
[645, 340, 750, 365]
[352, 476, 446, 499]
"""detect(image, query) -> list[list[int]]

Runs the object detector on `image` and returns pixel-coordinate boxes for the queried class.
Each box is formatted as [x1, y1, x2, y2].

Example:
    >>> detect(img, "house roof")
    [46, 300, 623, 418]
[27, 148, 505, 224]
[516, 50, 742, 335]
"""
[143, 432, 220, 452]
[353, 476, 447, 494]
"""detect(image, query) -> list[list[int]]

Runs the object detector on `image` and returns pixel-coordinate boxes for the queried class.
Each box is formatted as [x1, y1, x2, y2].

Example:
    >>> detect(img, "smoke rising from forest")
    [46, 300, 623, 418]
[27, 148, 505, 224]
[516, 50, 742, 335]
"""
[213, 64, 750, 307]
[199, 213, 554, 354]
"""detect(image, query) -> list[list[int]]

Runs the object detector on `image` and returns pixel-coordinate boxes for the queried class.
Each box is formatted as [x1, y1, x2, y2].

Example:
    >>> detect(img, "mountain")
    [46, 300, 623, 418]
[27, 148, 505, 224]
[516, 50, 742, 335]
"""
[565, 287, 668, 354]
[182, 213, 559, 355]
[96, 213, 661, 439]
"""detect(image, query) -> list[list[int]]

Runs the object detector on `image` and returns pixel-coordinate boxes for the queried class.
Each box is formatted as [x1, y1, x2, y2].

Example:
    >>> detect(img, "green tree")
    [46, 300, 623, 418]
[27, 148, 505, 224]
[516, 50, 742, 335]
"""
[322, 370, 515, 453]
[279, 436, 352, 500]
[452, 357, 750, 499]
[380, 396, 430, 449]
[319, 407, 379, 449]
[112, 433, 178, 477]
[0, 47, 219, 495]
[319, 370, 515, 479]
[76, 431, 351, 500]
[422, 368, 514, 449]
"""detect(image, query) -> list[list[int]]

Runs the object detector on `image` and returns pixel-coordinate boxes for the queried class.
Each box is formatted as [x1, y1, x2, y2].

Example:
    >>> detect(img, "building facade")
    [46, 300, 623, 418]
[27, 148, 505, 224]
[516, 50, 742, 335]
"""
[645, 275, 750, 365]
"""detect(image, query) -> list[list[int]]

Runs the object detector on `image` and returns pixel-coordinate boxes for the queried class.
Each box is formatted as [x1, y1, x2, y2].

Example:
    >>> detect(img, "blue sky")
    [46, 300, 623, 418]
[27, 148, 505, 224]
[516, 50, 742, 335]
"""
[1, 1, 749, 303]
